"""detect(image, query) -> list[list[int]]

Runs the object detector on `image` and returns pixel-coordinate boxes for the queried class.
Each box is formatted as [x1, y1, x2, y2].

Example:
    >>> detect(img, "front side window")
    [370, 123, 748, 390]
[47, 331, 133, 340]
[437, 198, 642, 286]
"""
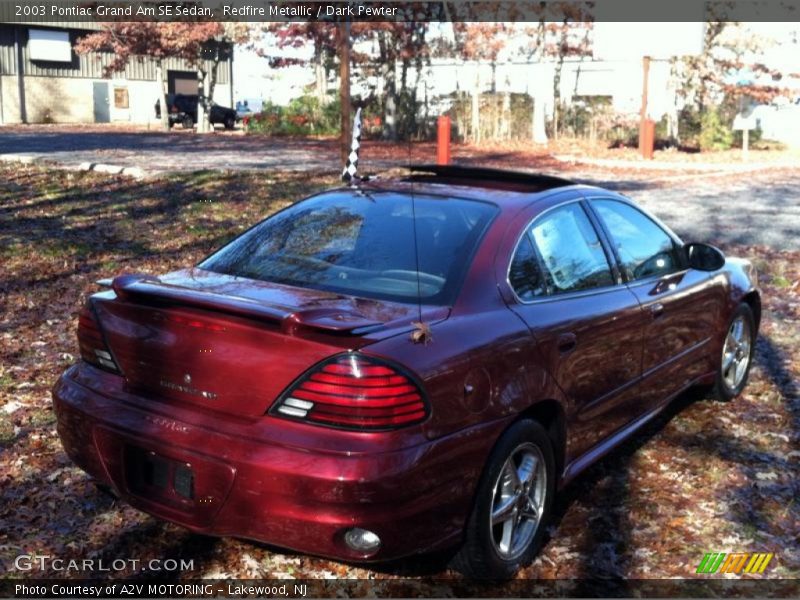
[199, 191, 497, 306]
[592, 199, 680, 281]
[528, 203, 614, 295]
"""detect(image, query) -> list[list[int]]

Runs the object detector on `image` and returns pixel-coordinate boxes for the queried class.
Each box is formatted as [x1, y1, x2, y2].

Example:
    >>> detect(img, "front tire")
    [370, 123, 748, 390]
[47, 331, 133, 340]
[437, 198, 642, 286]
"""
[453, 419, 555, 579]
[712, 303, 756, 401]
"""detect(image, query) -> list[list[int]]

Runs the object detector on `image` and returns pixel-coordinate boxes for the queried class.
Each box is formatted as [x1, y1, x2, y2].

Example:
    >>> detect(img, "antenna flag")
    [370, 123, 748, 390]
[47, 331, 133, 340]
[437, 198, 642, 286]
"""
[342, 107, 362, 183]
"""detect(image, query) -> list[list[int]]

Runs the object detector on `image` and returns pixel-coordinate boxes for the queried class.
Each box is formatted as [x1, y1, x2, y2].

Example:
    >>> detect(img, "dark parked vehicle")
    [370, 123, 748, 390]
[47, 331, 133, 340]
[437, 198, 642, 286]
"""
[155, 94, 237, 130]
[53, 165, 760, 578]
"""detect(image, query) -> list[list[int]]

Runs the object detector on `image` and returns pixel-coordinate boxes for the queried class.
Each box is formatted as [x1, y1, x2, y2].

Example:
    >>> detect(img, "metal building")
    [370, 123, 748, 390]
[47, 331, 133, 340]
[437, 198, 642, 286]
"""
[0, 19, 233, 125]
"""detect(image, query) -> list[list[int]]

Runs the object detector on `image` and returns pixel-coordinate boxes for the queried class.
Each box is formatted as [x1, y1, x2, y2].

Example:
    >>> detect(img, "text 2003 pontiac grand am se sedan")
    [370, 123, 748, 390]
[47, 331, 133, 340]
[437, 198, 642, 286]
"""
[53, 165, 760, 578]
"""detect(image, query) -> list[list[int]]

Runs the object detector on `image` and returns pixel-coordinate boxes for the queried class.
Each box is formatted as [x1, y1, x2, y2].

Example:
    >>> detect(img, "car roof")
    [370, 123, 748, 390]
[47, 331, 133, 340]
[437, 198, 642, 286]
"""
[359, 164, 598, 211]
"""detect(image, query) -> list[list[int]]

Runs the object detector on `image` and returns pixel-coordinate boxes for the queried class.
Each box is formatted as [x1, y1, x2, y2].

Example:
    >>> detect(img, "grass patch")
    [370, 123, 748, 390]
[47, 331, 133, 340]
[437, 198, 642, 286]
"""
[0, 414, 15, 445]
[772, 275, 792, 288]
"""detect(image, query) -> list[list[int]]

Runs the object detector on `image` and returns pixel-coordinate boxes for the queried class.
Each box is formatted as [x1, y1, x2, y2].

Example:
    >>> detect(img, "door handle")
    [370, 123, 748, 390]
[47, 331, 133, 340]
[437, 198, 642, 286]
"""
[650, 303, 665, 319]
[557, 333, 577, 354]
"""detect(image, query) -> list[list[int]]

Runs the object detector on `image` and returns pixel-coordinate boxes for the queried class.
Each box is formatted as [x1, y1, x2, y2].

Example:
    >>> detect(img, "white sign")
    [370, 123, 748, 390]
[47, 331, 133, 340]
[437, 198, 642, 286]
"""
[28, 29, 72, 63]
[733, 113, 757, 131]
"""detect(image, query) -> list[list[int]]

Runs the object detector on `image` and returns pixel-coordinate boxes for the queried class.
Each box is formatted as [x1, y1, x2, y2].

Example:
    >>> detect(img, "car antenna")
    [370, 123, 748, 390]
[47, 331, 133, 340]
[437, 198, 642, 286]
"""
[409, 135, 432, 345]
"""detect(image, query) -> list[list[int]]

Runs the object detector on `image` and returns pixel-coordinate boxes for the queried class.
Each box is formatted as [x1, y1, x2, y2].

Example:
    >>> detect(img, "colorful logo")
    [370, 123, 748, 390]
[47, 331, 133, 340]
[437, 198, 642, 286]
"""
[696, 552, 774, 574]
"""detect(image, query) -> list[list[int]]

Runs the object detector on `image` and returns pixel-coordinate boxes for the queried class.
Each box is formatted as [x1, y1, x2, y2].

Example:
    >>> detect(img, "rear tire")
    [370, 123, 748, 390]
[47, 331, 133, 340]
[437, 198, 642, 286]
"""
[711, 303, 756, 402]
[452, 419, 555, 579]
[182, 115, 195, 129]
[224, 116, 235, 130]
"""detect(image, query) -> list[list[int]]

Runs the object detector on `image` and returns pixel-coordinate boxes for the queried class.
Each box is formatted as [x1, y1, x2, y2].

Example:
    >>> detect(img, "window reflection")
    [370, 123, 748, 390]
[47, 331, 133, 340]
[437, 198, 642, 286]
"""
[592, 200, 679, 281]
[529, 204, 614, 295]
[199, 191, 497, 306]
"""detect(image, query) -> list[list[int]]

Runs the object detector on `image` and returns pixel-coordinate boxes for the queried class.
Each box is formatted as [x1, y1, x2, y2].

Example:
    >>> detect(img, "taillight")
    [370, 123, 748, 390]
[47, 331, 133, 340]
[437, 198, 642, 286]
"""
[270, 354, 428, 431]
[77, 303, 120, 374]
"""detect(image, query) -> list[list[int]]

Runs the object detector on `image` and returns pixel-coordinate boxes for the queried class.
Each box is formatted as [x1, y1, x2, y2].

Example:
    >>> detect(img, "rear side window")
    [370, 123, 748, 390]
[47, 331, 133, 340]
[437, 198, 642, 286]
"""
[509, 236, 547, 301]
[528, 203, 614, 295]
[199, 191, 497, 306]
[592, 199, 680, 281]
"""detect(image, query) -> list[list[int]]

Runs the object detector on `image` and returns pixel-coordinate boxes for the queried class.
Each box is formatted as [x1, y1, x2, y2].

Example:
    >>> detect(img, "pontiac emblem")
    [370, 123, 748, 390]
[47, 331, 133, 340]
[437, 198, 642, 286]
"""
[159, 374, 217, 400]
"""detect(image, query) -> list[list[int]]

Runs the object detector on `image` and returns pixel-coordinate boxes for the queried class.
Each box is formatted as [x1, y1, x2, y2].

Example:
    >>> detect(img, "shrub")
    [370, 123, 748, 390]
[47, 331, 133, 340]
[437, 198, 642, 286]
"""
[698, 108, 734, 151]
[245, 96, 342, 136]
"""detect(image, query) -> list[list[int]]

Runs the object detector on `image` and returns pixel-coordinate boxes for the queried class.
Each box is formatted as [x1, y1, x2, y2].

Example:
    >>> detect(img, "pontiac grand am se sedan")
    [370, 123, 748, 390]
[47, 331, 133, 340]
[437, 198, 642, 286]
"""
[53, 165, 760, 578]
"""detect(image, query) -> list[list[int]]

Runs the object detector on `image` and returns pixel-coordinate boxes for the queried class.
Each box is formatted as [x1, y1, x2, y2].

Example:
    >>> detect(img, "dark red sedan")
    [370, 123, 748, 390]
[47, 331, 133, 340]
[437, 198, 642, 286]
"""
[53, 165, 760, 578]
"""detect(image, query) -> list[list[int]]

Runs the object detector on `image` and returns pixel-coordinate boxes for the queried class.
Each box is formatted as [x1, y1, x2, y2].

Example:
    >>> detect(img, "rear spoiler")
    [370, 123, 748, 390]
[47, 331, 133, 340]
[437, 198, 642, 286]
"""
[109, 274, 384, 335]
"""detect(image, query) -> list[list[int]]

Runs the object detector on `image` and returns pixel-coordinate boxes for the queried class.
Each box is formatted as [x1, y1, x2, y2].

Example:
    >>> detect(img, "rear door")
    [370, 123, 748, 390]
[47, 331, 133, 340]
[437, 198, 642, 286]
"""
[505, 197, 646, 460]
[586, 196, 721, 407]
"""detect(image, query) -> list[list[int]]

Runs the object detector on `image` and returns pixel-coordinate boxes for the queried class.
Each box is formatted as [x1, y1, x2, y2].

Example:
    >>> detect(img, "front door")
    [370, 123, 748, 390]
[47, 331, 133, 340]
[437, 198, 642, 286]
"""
[587, 198, 721, 407]
[507, 200, 645, 462]
[92, 82, 110, 123]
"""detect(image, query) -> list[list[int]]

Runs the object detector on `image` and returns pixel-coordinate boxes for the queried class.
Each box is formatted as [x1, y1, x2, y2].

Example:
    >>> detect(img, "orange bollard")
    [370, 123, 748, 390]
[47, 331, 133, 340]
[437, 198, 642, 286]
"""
[437, 115, 451, 165]
[641, 119, 656, 160]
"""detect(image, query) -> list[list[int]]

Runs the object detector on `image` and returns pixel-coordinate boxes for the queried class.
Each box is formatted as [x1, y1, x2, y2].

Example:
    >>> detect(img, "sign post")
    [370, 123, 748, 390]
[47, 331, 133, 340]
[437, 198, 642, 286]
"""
[733, 109, 757, 162]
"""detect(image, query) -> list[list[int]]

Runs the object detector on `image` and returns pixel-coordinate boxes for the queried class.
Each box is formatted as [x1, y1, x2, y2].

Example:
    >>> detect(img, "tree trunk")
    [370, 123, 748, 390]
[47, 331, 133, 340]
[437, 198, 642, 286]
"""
[553, 62, 564, 140]
[502, 91, 511, 140]
[532, 95, 548, 144]
[197, 69, 208, 133]
[552, 21, 569, 140]
[208, 58, 219, 121]
[157, 61, 169, 132]
[471, 67, 480, 143]
[314, 39, 327, 106]
[379, 33, 398, 141]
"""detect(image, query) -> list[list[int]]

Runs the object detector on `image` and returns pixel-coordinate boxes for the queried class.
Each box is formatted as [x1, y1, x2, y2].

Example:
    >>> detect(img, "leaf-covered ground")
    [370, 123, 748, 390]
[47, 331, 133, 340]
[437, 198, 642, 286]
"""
[0, 163, 797, 588]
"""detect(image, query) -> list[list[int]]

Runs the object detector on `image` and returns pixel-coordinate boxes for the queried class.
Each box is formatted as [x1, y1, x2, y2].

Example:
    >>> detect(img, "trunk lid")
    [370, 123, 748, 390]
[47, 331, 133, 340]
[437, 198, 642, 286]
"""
[91, 269, 446, 418]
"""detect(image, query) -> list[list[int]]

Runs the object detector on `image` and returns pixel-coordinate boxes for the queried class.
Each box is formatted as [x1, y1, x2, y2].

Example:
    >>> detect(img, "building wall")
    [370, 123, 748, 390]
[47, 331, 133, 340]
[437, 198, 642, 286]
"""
[0, 74, 20, 122]
[754, 104, 800, 148]
[23, 75, 92, 122]
[2, 75, 232, 124]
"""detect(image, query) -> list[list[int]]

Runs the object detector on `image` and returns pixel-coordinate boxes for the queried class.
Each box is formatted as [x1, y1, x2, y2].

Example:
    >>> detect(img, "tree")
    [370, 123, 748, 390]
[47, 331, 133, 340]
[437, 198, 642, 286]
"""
[435, 22, 507, 143]
[520, 6, 592, 140]
[354, 22, 431, 140]
[263, 23, 338, 106]
[674, 21, 797, 144]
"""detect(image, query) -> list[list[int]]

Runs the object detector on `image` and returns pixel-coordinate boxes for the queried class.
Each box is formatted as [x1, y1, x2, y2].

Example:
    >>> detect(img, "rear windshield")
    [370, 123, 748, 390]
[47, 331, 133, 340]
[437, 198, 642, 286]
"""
[199, 190, 498, 306]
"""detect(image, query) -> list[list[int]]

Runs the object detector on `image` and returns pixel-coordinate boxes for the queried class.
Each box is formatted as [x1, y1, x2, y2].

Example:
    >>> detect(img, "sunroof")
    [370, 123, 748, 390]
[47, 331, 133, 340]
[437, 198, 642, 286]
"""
[404, 164, 574, 193]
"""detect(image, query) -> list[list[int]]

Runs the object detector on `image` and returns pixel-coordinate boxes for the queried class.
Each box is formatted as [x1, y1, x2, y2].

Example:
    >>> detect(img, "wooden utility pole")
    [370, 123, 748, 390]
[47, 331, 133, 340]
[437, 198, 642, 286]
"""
[339, 19, 351, 166]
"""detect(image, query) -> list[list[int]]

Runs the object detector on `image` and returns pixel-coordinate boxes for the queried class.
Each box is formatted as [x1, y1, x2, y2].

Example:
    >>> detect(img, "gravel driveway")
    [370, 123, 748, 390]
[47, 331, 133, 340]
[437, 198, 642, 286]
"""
[1, 125, 798, 250]
[576, 168, 800, 251]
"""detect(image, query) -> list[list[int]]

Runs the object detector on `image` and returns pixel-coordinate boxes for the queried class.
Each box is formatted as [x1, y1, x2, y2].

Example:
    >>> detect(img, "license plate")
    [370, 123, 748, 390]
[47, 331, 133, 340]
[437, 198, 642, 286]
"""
[129, 448, 194, 500]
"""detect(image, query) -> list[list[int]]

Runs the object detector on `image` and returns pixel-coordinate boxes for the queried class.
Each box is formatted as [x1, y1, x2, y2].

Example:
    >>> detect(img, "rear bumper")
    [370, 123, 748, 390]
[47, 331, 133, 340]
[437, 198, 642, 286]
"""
[53, 363, 505, 562]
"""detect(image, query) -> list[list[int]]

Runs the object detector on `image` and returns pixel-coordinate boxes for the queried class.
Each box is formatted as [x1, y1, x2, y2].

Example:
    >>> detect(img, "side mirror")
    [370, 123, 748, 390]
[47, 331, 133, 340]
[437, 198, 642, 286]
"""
[685, 242, 725, 272]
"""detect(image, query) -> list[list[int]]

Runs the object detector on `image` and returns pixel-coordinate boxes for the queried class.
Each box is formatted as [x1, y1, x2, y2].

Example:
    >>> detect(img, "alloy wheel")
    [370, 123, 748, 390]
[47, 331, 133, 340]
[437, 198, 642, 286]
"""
[489, 442, 547, 560]
[721, 314, 752, 390]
